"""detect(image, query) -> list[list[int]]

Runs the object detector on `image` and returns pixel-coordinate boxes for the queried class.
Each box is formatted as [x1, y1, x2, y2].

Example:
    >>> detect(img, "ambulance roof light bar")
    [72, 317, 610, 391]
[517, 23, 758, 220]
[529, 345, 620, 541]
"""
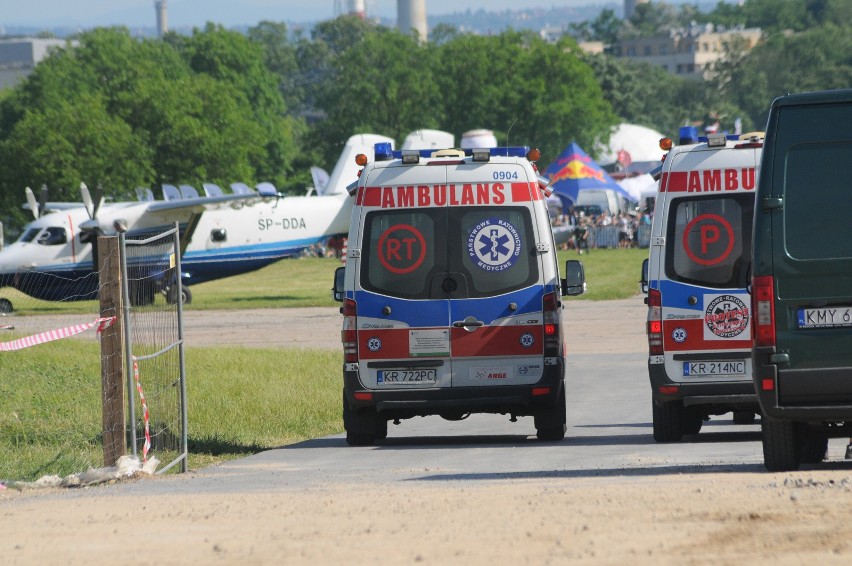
[677, 125, 743, 147]
[401, 150, 420, 164]
[376, 143, 531, 162]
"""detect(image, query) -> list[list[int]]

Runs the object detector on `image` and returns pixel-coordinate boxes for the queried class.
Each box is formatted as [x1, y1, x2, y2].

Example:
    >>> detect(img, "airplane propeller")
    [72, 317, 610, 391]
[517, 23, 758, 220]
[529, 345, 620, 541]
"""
[24, 186, 49, 220]
[79, 183, 107, 243]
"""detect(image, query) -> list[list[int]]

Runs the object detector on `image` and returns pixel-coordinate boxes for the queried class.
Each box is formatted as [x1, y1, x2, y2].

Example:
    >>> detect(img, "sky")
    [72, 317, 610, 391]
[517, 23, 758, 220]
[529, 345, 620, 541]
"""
[2, 0, 620, 29]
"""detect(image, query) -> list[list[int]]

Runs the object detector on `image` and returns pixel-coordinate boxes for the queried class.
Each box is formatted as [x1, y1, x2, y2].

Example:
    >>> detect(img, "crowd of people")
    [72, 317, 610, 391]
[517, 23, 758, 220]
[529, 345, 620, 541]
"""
[551, 206, 653, 253]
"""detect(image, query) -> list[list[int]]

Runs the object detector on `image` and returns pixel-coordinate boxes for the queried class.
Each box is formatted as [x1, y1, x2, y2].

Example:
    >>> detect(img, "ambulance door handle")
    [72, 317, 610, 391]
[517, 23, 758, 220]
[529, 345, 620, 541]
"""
[688, 296, 698, 305]
[453, 316, 484, 330]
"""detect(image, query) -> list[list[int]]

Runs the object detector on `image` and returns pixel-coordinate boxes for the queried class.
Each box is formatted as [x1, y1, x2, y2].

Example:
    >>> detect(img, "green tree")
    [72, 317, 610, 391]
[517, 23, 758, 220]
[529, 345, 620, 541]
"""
[0, 26, 298, 233]
[310, 27, 439, 164]
[433, 32, 617, 163]
[712, 24, 852, 127]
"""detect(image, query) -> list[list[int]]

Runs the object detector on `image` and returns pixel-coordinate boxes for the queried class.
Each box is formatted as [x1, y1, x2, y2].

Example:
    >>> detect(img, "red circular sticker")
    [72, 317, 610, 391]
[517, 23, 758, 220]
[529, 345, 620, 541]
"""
[377, 224, 427, 274]
[682, 214, 735, 266]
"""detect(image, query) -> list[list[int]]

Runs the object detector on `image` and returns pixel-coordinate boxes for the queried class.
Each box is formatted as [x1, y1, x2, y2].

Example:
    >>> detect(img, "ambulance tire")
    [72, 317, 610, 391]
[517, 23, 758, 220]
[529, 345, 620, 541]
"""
[761, 417, 802, 472]
[652, 399, 685, 443]
[343, 391, 380, 446]
[535, 391, 567, 441]
[799, 428, 829, 464]
[732, 410, 756, 425]
[0, 298, 13, 313]
[683, 409, 703, 435]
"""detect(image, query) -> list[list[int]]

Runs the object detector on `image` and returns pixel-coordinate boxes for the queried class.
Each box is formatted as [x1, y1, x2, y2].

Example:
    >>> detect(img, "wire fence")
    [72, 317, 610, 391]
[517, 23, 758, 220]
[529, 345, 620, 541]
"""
[0, 226, 186, 482]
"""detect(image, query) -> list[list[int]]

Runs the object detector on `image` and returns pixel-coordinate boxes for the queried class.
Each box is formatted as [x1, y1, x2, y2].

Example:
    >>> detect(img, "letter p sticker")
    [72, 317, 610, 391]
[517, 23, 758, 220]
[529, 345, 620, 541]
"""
[683, 213, 735, 266]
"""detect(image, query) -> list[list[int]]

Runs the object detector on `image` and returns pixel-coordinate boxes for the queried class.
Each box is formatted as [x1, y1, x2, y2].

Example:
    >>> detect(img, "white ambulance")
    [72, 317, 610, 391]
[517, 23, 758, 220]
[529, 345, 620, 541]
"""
[640, 128, 764, 442]
[332, 143, 585, 445]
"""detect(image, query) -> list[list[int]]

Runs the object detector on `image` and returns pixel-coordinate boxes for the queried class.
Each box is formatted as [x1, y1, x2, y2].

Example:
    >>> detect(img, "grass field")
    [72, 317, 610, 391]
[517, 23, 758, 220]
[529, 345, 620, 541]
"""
[0, 248, 646, 482]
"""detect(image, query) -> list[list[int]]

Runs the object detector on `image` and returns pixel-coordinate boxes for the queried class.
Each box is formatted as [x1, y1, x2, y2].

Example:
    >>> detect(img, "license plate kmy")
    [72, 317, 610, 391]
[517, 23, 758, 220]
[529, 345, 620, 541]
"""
[798, 307, 852, 328]
[682, 361, 746, 377]
[377, 369, 437, 385]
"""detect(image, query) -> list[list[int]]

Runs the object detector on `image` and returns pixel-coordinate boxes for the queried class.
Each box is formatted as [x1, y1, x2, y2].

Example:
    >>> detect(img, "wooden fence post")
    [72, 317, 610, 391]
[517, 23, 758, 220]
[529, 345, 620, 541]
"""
[98, 235, 126, 466]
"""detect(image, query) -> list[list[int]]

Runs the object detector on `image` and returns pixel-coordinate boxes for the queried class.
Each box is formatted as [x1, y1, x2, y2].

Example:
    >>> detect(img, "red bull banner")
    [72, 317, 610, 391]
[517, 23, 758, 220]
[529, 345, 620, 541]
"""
[542, 142, 630, 206]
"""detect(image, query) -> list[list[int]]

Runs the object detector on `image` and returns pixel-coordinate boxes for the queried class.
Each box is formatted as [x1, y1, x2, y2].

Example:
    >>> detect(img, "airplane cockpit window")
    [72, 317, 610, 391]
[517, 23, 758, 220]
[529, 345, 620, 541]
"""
[18, 227, 41, 243]
[36, 227, 68, 246]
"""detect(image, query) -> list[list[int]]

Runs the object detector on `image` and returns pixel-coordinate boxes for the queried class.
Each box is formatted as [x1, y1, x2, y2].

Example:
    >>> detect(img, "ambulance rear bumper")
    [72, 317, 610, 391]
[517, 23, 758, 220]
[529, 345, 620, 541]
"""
[344, 363, 564, 418]
[649, 362, 758, 408]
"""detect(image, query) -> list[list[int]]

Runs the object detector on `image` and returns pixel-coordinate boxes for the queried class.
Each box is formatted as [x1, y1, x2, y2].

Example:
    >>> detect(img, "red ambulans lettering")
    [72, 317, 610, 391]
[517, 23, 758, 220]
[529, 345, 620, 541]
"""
[361, 184, 507, 208]
[662, 168, 756, 193]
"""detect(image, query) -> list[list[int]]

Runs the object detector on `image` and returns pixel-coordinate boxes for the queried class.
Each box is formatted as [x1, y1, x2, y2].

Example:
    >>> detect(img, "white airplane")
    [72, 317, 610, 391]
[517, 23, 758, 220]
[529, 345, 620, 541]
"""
[0, 133, 394, 312]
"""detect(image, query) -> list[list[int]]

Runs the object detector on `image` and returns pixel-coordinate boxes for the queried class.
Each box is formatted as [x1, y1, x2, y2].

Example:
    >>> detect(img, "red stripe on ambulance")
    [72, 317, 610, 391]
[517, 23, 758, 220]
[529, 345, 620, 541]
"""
[355, 183, 526, 208]
[660, 168, 756, 193]
[357, 326, 542, 359]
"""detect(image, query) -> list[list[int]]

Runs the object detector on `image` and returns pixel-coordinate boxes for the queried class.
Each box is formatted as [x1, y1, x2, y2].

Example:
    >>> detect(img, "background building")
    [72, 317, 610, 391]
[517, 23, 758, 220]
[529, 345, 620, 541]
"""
[614, 24, 762, 79]
[0, 38, 72, 90]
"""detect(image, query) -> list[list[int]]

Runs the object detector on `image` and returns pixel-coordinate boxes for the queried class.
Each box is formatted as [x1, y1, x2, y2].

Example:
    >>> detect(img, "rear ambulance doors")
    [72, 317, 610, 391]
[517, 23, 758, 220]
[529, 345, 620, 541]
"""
[653, 144, 759, 384]
[352, 158, 550, 390]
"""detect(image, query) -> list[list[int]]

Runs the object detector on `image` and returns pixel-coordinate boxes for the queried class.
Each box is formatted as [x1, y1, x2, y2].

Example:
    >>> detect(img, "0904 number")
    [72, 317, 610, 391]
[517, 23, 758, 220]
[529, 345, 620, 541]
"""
[492, 171, 519, 180]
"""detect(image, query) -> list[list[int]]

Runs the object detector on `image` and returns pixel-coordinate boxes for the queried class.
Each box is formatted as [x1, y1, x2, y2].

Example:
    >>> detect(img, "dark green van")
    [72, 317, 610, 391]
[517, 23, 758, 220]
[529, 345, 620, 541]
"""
[752, 89, 852, 471]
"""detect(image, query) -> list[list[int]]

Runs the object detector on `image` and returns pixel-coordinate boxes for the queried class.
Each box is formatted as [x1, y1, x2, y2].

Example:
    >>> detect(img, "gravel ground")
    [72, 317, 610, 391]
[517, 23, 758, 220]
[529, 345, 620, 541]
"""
[3, 299, 852, 564]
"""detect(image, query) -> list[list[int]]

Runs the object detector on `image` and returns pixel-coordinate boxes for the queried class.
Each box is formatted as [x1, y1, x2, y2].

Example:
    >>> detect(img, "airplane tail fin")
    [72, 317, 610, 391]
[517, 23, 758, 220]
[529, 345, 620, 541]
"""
[323, 133, 395, 196]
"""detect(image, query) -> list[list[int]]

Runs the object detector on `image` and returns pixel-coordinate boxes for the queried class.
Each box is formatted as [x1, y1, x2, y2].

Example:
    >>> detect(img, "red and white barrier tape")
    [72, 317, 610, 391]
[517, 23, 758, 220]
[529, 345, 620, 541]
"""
[0, 316, 116, 352]
[132, 357, 152, 462]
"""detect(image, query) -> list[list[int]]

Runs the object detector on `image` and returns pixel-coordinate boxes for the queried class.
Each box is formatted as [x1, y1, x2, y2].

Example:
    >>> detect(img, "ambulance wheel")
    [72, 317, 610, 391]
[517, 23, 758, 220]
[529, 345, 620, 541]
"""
[652, 399, 685, 443]
[343, 391, 380, 446]
[799, 428, 828, 464]
[733, 410, 756, 425]
[0, 298, 12, 313]
[683, 408, 703, 435]
[761, 417, 802, 472]
[535, 391, 567, 441]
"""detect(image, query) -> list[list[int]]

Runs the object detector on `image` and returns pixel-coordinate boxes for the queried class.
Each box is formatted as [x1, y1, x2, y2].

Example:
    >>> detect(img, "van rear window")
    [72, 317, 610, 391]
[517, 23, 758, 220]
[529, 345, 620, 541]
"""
[361, 207, 538, 299]
[784, 141, 852, 260]
[665, 194, 752, 289]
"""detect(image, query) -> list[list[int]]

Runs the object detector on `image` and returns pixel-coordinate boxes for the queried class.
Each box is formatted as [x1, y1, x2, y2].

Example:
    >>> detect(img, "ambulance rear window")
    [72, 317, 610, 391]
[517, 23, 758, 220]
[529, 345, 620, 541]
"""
[665, 194, 753, 289]
[360, 206, 538, 299]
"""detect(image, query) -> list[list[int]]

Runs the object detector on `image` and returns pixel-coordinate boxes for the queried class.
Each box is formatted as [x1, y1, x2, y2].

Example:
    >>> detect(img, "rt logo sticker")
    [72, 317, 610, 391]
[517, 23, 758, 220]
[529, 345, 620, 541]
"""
[468, 218, 521, 272]
[378, 224, 426, 275]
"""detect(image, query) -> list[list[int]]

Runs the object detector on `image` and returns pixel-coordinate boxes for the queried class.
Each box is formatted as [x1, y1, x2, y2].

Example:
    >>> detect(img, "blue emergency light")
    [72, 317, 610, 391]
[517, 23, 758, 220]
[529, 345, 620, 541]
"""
[376, 144, 530, 161]
[374, 142, 393, 161]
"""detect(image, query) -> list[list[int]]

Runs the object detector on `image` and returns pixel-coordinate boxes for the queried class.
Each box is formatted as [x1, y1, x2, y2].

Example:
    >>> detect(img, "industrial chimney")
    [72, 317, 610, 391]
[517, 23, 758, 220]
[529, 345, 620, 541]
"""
[155, 0, 168, 37]
[624, 0, 649, 20]
[398, 0, 427, 42]
[346, 0, 366, 19]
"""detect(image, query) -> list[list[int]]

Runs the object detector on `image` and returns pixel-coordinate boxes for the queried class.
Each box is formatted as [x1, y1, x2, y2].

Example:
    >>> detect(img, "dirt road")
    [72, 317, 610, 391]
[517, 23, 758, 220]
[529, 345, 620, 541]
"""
[3, 298, 852, 565]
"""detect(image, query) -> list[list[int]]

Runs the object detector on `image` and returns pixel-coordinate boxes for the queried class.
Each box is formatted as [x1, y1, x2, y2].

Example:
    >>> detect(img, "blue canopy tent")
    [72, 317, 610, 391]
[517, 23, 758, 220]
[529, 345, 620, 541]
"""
[542, 142, 633, 211]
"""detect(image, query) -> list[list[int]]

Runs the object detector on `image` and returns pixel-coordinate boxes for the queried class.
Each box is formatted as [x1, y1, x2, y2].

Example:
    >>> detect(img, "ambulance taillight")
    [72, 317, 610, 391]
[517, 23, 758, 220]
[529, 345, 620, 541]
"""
[342, 298, 358, 363]
[543, 291, 561, 356]
[752, 275, 776, 349]
[647, 288, 663, 355]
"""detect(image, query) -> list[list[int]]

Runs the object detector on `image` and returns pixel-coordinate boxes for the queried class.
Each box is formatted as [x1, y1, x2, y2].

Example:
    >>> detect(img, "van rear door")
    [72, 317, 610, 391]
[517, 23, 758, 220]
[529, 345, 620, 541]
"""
[445, 164, 547, 387]
[354, 164, 453, 390]
[766, 100, 852, 404]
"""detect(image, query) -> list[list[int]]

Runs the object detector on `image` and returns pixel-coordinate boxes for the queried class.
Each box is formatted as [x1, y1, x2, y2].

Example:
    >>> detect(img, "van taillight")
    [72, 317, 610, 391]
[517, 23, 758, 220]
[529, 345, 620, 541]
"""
[543, 291, 561, 355]
[342, 298, 358, 363]
[752, 275, 776, 348]
[647, 289, 663, 355]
